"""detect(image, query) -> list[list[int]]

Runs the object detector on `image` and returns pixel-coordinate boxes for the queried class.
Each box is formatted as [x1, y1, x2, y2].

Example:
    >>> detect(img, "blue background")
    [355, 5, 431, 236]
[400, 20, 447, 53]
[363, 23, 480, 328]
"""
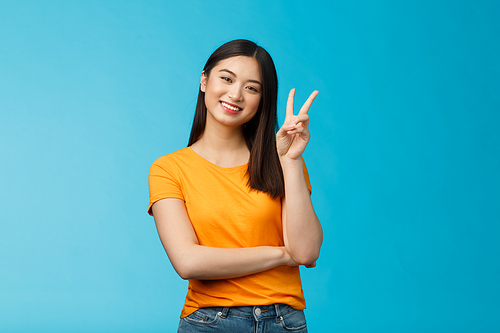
[1, 1, 499, 332]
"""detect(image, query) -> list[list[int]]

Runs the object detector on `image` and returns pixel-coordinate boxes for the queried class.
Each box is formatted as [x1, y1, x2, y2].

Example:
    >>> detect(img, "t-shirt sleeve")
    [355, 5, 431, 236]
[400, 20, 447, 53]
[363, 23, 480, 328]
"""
[302, 157, 312, 194]
[148, 156, 184, 216]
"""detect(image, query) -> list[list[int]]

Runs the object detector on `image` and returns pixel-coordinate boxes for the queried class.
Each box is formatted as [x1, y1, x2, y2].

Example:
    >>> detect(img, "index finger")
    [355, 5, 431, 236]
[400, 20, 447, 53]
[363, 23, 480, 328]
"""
[298, 90, 319, 115]
[286, 88, 295, 117]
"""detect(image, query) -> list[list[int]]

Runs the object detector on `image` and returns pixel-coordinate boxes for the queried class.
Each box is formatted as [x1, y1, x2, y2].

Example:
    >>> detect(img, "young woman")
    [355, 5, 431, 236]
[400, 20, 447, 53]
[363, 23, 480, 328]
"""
[148, 39, 322, 333]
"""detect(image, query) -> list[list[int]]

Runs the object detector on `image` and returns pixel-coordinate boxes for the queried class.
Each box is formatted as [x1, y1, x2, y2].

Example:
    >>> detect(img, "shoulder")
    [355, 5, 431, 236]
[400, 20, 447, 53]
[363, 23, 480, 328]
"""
[150, 147, 193, 171]
[148, 148, 192, 215]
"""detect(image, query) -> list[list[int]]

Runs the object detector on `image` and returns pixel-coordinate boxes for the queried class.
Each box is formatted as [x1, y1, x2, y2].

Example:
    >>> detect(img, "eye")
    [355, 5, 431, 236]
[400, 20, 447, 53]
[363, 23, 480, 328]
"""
[246, 86, 259, 93]
[220, 76, 232, 83]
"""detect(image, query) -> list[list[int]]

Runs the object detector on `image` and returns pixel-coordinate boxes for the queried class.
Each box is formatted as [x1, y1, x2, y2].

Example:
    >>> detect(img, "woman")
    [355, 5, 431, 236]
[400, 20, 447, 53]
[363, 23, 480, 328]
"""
[148, 39, 322, 332]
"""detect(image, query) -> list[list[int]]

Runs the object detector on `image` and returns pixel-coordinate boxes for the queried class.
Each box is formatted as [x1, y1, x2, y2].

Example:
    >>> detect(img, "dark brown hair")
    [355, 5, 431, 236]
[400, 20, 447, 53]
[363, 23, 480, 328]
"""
[188, 39, 284, 198]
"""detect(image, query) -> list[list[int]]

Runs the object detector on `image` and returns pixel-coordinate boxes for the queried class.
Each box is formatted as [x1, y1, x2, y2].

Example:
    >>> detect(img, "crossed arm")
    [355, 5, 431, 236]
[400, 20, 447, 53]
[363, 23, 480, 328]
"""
[152, 89, 323, 280]
[152, 198, 295, 280]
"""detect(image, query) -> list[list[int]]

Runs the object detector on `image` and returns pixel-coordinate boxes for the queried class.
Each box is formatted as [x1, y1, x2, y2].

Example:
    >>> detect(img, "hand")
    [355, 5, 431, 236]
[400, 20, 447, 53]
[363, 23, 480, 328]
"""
[276, 89, 319, 160]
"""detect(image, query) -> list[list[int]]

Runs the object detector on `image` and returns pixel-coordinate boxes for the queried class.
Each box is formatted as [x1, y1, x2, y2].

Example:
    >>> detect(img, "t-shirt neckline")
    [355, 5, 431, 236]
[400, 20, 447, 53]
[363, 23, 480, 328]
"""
[187, 147, 248, 172]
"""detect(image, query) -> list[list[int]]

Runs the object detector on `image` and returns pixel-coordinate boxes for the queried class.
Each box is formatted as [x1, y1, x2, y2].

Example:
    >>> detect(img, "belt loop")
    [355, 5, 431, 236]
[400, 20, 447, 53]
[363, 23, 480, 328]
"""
[220, 307, 230, 318]
[274, 303, 282, 318]
[275, 303, 284, 323]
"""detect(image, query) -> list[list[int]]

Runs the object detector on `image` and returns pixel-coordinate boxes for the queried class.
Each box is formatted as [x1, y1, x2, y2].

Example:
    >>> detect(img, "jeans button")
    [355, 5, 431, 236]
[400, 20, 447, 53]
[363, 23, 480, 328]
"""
[254, 307, 261, 316]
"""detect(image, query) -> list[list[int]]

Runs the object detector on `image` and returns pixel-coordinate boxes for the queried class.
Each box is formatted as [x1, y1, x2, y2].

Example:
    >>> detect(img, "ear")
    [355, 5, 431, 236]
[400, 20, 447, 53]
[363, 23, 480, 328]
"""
[200, 71, 207, 92]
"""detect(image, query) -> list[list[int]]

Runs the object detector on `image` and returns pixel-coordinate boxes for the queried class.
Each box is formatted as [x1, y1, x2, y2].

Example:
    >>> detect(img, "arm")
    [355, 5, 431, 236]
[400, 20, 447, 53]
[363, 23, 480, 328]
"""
[277, 89, 323, 266]
[152, 198, 297, 280]
[281, 161, 322, 266]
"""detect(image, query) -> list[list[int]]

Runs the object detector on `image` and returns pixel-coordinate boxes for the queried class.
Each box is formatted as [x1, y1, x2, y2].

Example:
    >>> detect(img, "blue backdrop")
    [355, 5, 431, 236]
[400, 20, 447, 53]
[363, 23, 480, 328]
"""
[1, 1, 499, 332]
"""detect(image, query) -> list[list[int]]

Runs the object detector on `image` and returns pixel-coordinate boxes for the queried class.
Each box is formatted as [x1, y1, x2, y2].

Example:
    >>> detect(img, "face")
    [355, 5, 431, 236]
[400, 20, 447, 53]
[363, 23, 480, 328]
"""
[200, 56, 262, 129]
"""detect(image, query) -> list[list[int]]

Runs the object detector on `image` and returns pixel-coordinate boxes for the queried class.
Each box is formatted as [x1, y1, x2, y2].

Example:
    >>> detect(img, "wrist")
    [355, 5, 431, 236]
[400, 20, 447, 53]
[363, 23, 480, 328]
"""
[279, 247, 290, 265]
[280, 247, 299, 266]
[279, 156, 303, 169]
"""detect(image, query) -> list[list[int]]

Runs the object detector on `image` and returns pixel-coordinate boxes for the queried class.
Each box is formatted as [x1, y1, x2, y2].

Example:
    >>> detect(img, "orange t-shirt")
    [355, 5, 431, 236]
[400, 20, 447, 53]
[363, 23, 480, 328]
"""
[148, 147, 312, 318]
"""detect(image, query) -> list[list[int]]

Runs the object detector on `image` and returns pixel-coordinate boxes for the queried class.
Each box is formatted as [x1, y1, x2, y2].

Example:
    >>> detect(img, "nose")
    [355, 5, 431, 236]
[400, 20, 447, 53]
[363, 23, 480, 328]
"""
[227, 84, 243, 102]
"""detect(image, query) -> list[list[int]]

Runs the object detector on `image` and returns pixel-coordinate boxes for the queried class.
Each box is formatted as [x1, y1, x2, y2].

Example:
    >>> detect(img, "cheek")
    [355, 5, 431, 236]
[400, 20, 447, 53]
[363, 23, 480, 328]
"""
[247, 98, 261, 119]
[205, 80, 223, 99]
[249, 95, 262, 110]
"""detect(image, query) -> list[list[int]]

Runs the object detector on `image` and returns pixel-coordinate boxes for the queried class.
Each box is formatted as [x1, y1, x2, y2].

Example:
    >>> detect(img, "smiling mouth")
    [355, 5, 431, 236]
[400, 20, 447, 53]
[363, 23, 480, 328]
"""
[220, 101, 243, 112]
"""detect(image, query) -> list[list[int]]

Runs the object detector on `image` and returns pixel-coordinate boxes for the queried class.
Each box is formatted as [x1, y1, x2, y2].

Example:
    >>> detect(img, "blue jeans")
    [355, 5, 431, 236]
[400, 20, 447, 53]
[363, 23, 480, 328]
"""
[177, 303, 307, 332]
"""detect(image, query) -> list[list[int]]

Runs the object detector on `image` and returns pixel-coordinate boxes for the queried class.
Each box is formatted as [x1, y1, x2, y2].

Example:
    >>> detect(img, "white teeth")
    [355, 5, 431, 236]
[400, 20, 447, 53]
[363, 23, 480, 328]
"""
[221, 102, 242, 111]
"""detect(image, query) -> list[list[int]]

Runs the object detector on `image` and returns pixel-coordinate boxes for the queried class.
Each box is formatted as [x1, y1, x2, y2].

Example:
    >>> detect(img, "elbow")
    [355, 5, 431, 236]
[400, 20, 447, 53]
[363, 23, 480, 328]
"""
[173, 257, 197, 280]
[290, 248, 321, 266]
[288, 234, 323, 266]
[176, 266, 192, 280]
[168, 244, 202, 280]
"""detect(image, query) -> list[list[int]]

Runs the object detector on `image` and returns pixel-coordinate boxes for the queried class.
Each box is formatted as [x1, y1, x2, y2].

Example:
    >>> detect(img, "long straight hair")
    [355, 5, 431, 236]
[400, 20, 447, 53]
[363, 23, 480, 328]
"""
[188, 39, 284, 198]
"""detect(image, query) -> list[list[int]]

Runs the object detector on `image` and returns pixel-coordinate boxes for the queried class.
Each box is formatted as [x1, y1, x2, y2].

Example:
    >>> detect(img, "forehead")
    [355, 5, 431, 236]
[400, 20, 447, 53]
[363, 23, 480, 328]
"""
[213, 56, 262, 81]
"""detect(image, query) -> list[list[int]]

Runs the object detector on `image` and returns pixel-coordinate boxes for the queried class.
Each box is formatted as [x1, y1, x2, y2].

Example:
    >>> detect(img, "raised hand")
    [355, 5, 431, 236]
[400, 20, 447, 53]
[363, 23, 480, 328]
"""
[276, 89, 319, 160]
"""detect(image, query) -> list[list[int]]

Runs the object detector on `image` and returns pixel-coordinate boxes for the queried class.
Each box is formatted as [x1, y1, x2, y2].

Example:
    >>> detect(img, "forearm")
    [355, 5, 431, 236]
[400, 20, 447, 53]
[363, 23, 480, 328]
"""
[173, 245, 288, 280]
[153, 198, 294, 281]
[281, 158, 323, 265]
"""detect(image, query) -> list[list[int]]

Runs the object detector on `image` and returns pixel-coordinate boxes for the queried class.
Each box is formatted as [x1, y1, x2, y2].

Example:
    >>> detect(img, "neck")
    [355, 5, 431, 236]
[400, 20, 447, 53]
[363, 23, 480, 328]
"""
[190, 119, 249, 168]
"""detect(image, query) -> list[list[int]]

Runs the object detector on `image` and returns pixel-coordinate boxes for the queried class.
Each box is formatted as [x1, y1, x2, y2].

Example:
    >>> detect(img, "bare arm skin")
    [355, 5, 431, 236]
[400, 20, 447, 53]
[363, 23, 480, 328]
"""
[276, 89, 323, 266]
[152, 198, 298, 280]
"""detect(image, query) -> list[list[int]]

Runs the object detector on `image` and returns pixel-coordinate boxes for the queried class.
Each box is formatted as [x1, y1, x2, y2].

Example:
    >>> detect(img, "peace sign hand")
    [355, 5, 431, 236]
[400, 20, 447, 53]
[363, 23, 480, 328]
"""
[276, 89, 319, 161]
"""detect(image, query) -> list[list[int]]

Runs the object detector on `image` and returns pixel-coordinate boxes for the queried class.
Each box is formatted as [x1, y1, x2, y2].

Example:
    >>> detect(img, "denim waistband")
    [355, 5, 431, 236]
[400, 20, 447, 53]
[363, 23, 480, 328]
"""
[217, 303, 298, 321]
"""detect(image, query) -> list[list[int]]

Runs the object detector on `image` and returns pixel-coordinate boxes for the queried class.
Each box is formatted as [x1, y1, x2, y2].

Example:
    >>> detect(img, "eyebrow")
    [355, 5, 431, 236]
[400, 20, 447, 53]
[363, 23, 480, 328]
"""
[219, 69, 262, 86]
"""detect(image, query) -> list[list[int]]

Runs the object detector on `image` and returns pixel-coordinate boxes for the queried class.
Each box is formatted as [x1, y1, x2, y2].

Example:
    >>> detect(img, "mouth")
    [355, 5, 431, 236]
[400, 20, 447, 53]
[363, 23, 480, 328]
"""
[220, 101, 243, 114]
